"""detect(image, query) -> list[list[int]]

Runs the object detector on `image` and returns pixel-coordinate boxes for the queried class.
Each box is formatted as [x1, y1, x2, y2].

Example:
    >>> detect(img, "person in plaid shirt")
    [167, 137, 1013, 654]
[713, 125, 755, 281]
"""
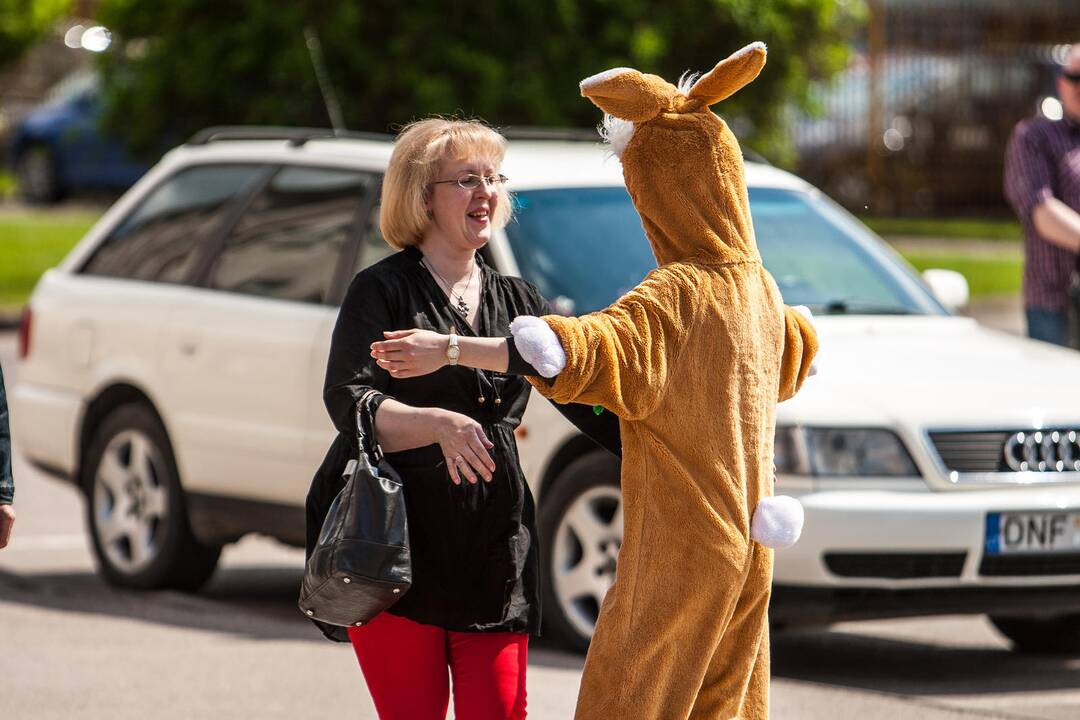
[1004, 43, 1080, 346]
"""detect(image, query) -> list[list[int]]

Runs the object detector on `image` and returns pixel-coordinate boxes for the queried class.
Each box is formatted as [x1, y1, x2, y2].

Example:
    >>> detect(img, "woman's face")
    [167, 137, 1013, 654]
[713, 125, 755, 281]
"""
[425, 155, 500, 253]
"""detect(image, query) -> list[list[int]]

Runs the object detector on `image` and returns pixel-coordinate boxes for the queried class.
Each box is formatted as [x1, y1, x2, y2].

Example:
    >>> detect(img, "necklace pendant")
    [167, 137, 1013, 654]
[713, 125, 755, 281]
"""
[456, 298, 469, 316]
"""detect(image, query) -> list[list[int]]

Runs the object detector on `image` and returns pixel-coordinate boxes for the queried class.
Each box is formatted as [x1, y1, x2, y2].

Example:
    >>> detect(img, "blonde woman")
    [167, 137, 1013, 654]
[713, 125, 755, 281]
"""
[306, 118, 618, 720]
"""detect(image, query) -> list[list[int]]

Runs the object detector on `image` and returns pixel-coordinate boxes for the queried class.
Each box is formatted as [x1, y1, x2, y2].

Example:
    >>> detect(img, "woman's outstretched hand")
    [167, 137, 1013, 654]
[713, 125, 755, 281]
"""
[432, 410, 496, 485]
[371, 329, 448, 378]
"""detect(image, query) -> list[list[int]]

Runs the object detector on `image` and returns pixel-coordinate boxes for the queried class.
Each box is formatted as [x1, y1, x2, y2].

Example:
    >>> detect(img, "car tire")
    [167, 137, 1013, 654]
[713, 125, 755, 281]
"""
[15, 144, 62, 204]
[989, 613, 1080, 654]
[83, 403, 221, 591]
[538, 451, 622, 653]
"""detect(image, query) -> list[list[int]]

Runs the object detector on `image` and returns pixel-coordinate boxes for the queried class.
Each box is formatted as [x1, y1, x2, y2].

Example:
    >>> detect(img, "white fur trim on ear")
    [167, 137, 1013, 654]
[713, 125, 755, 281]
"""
[676, 70, 701, 96]
[580, 67, 636, 93]
[599, 114, 635, 159]
[791, 305, 819, 377]
[510, 316, 566, 378]
[732, 41, 767, 60]
[750, 495, 804, 549]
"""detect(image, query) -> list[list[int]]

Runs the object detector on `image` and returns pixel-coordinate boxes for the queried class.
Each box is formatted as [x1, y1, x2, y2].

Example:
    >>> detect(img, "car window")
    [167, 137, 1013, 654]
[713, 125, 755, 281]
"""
[355, 204, 399, 274]
[208, 166, 371, 304]
[82, 164, 264, 282]
[505, 186, 944, 316]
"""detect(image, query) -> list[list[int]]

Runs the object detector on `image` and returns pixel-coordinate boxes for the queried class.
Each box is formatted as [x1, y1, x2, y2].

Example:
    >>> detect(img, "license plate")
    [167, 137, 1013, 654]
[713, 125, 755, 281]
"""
[985, 511, 1080, 554]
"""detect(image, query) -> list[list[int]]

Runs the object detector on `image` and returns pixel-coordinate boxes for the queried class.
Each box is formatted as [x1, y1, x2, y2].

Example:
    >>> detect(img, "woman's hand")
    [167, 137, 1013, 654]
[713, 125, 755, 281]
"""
[431, 410, 496, 485]
[371, 329, 448, 378]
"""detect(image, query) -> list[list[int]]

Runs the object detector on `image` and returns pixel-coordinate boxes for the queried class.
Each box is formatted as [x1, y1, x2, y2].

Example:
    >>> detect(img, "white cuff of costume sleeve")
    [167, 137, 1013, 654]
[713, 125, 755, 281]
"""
[750, 495, 804, 549]
[510, 316, 566, 378]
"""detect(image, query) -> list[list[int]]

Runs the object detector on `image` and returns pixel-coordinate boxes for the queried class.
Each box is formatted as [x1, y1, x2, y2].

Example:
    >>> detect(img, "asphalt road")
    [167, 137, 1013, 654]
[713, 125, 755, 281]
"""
[7, 310, 1080, 720]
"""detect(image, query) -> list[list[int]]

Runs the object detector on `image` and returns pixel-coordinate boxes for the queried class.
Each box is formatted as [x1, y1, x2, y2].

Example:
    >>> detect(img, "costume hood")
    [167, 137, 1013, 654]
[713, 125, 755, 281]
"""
[580, 42, 766, 266]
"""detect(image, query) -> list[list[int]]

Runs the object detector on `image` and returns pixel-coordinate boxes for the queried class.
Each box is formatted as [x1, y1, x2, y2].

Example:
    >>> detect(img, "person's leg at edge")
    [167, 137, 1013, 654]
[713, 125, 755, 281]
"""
[447, 629, 528, 720]
[1026, 307, 1068, 346]
[348, 612, 451, 720]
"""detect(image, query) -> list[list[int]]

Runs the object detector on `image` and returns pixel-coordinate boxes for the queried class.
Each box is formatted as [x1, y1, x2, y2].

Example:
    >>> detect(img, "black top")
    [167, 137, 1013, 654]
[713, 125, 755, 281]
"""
[306, 245, 620, 641]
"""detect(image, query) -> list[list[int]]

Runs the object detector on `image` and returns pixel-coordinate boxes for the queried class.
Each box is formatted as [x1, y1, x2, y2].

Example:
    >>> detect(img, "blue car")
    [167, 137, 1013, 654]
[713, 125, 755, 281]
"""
[8, 72, 152, 203]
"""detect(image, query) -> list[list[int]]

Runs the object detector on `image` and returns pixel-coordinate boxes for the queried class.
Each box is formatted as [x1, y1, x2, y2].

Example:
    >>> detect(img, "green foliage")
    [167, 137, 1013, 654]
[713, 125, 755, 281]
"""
[0, 0, 70, 69]
[96, 0, 861, 164]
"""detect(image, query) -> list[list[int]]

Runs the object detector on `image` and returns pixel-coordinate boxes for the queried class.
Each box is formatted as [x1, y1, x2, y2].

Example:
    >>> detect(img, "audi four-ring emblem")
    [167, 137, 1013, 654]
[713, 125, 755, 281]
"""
[1003, 430, 1080, 472]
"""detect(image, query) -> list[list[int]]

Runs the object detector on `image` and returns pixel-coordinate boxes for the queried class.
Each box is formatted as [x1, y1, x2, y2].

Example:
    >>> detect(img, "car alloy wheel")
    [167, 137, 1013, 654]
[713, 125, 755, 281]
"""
[538, 451, 623, 651]
[552, 484, 623, 639]
[92, 429, 169, 575]
[84, 403, 220, 590]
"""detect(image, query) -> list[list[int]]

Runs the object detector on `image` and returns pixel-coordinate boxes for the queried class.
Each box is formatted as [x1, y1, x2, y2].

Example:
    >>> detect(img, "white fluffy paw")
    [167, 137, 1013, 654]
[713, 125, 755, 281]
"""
[750, 495, 804, 549]
[510, 316, 566, 378]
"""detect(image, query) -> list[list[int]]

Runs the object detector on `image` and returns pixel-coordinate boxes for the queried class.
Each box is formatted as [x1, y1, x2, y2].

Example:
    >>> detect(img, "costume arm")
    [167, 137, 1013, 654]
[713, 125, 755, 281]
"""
[515, 264, 700, 420]
[778, 305, 818, 402]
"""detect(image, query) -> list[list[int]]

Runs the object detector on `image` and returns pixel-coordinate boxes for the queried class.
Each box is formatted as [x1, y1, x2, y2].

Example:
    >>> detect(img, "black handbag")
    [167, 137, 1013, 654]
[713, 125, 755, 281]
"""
[299, 390, 411, 627]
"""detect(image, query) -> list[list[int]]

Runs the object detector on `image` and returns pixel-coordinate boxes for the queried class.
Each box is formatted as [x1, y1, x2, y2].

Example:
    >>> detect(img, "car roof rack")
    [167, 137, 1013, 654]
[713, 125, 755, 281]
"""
[499, 126, 600, 142]
[185, 124, 771, 164]
[186, 126, 395, 147]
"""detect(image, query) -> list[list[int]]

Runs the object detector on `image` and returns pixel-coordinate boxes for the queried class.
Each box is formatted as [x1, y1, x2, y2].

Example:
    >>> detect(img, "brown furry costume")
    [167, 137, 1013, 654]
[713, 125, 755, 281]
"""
[511, 43, 818, 718]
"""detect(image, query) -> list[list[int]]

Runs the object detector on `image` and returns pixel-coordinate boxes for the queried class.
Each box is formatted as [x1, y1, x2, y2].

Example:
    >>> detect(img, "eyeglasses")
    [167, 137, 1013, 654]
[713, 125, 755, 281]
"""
[432, 173, 509, 191]
[1062, 70, 1080, 84]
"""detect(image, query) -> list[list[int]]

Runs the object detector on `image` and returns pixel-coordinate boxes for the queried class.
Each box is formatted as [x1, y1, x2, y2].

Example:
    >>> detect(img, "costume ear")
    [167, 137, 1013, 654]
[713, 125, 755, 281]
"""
[580, 67, 673, 123]
[687, 42, 767, 105]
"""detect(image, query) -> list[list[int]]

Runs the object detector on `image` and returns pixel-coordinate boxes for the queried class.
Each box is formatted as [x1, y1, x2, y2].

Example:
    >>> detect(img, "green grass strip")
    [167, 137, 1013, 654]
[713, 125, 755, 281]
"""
[0, 211, 100, 306]
[862, 216, 1021, 242]
[900, 250, 1022, 298]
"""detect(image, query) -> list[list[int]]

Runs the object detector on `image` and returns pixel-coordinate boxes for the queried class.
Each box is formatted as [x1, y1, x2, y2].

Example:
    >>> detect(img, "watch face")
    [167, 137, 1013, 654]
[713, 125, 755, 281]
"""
[448, 346, 461, 360]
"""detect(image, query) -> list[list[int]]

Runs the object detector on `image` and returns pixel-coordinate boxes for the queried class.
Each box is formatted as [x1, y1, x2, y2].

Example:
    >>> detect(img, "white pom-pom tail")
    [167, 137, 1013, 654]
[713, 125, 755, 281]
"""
[510, 316, 566, 378]
[750, 495, 804, 549]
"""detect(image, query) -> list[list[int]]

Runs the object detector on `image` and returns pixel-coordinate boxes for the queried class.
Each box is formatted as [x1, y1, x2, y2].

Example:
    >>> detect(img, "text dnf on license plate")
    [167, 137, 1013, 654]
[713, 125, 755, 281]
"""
[985, 511, 1080, 554]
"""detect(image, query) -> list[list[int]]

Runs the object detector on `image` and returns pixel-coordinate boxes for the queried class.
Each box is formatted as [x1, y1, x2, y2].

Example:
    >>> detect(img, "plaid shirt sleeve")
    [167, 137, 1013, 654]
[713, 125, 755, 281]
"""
[0, 363, 12, 505]
[1004, 121, 1057, 222]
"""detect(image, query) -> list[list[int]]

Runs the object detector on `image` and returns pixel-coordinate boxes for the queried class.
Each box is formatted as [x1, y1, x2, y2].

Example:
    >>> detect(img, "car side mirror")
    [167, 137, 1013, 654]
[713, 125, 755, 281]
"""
[922, 269, 970, 312]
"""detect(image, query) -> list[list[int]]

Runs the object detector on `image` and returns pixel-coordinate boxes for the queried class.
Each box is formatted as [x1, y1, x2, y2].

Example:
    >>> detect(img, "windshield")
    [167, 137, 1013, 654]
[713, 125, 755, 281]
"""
[504, 185, 945, 316]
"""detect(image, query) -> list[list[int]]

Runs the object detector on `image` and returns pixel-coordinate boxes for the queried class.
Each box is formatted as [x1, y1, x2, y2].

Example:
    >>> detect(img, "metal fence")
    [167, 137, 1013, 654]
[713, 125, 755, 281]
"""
[794, 0, 1080, 216]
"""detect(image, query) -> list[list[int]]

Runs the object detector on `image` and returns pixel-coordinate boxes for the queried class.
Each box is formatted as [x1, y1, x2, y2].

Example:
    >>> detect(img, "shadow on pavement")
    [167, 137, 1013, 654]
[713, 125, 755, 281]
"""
[773, 625, 1080, 696]
[0, 563, 587, 671]
[12, 563, 1070, 693]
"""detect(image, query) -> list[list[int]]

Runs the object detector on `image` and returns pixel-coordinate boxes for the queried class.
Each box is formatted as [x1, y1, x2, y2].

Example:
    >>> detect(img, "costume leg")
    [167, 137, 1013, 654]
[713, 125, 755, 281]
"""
[348, 612, 450, 719]
[688, 541, 772, 720]
[574, 476, 752, 720]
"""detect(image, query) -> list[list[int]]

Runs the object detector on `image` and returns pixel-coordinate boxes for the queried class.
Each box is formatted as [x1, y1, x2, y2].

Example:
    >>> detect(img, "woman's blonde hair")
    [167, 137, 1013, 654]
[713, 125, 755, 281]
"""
[380, 118, 512, 249]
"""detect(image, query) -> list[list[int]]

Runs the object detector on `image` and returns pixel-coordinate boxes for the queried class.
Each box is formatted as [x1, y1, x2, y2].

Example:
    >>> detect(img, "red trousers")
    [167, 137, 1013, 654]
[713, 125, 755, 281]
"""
[348, 611, 528, 720]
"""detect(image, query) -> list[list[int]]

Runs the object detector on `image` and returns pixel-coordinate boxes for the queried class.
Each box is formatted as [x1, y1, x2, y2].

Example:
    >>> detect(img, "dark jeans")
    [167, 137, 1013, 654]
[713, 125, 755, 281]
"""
[1026, 307, 1068, 347]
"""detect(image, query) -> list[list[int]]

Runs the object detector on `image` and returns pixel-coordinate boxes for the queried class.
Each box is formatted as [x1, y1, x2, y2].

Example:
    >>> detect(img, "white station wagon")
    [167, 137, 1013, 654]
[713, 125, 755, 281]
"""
[14, 128, 1080, 654]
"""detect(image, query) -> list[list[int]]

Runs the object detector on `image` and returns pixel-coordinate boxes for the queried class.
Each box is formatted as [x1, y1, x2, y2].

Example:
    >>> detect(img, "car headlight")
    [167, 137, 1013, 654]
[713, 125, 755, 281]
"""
[775, 427, 919, 477]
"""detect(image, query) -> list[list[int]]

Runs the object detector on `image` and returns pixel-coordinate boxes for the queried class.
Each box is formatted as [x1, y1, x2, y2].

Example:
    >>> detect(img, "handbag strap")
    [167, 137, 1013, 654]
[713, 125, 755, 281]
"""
[355, 389, 385, 463]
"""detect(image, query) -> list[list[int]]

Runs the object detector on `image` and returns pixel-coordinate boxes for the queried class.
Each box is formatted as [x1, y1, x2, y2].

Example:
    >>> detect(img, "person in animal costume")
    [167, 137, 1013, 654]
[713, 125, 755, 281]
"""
[370, 42, 817, 719]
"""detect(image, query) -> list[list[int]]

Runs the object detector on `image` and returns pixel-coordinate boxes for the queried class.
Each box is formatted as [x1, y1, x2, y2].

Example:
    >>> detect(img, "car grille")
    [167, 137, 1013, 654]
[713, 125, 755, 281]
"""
[928, 429, 1080, 482]
[824, 552, 967, 579]
[929, 431, 1010, 473]
[979, 553, 1080, 576]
